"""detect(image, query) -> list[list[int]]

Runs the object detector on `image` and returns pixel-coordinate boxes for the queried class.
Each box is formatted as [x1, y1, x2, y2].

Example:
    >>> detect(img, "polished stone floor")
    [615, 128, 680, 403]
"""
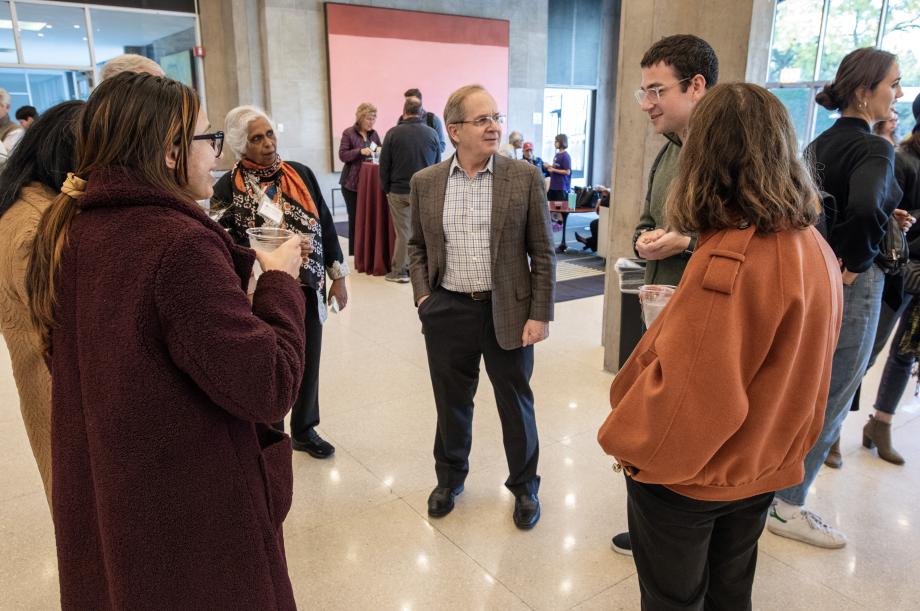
[2, 265, 919, 610]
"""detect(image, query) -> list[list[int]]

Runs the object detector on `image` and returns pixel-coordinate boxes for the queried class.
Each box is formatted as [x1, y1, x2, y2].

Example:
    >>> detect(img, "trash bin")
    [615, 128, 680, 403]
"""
[615, 258, 646, 368]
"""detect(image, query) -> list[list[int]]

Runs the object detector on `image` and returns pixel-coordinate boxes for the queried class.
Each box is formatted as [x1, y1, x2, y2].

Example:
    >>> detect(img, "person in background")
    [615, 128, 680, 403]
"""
[15, 105, 37, 130]
[499, 130, 524, 159]
[544, 133, 571, 201]
[99, 53, 165, 80]
[766, 47, 905, 549]
[521, 141, 547, 176]
[0, 88, 24, 152]
[873, 109, 900, 145]
[27, 72, 305, 610]
[849, 92, 920, 466]
[403, 88, 446, 153]
[215, 105, 348, 460]
[598, 82, 842, 611]
[575, 185, 610, 251]
[339, 102, 381, 256]
[610, 32, 719, 558]
[379, 96, 440, 283]
[0, 100, 83, 509]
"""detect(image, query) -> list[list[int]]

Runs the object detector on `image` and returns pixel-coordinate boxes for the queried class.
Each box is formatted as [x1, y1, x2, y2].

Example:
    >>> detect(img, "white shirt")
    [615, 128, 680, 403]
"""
[441, 155, 493, 293]
[3, 126, 23, 153]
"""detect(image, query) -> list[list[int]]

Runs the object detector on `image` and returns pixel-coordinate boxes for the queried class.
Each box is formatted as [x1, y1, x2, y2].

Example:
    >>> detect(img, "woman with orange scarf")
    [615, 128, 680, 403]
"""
[214, 105, 349, 459]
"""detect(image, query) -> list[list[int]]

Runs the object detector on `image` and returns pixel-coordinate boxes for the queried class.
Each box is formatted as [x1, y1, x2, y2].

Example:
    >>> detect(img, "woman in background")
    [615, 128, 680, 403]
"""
[0, 100, 83, 507]
[339, 102, 381, 255]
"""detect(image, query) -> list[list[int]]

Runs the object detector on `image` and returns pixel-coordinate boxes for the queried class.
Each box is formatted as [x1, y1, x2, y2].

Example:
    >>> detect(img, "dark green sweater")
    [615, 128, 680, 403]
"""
[634, 135, 694, 285]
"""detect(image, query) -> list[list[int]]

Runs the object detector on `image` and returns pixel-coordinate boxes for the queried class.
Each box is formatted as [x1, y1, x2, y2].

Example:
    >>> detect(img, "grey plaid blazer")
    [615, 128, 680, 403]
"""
[408, 154, 556, 350]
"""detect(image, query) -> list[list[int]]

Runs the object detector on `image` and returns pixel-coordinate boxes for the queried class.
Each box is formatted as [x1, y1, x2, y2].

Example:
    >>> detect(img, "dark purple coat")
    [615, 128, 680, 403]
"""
[338, 124, 381, 191]
[50, 169, 306, 610]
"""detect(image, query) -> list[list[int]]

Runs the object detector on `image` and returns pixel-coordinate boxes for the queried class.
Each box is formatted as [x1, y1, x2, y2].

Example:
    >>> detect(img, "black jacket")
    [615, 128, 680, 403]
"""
[808, 117, 903, 273]
[379, 118, 441, 194]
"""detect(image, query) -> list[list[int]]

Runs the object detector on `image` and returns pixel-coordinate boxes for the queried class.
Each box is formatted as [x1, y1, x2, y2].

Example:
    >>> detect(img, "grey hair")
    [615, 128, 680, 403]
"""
[443, 84, 488, 145]
[0, 88, 10, 107]
[225, 105, 275, 159]
[100, 54, 165, 80]
[508, 131, 523, 144]
[403, 96, 422, 117]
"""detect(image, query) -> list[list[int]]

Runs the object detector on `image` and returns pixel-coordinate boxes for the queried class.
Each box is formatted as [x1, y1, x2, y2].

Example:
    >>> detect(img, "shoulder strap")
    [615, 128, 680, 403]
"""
[426, 112, 435, 129]
[701, 226, 756, 295]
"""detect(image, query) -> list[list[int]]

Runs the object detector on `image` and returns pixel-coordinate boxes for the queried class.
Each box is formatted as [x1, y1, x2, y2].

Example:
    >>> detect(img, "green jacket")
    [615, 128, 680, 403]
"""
[633, 134, 696, 286]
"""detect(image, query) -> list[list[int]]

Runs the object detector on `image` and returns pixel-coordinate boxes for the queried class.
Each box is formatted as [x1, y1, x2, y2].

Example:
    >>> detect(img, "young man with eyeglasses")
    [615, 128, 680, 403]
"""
[408, 84, 555, 530]
[611, 33, 719, 557]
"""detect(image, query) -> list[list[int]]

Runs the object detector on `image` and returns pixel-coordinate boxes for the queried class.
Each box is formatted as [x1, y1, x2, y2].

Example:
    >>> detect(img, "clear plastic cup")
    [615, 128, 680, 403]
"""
[246, 227, 296, 252]
[639, 284, 676, 327]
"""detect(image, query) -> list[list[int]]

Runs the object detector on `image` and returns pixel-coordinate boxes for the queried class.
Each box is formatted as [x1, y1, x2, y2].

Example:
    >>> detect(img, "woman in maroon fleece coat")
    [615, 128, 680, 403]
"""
[27, 73, 307, 609]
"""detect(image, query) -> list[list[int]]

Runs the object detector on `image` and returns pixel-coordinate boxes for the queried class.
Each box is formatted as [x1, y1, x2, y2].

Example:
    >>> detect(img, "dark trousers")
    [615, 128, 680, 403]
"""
[626, 476, 773, 611]
[419, 288, 540, 496]
[275, 287, 323, 439]
[342, 187, 358, 256]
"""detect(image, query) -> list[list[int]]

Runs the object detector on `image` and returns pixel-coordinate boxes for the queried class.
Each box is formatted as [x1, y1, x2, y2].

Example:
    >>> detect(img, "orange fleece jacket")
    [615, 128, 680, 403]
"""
[598, 226, 843, 501]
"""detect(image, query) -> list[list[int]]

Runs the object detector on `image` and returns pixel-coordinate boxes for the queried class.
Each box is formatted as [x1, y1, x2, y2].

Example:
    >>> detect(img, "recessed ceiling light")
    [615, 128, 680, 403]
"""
[0, 19, 47, 31]
[73, 24, 81, 29]
[37, 32, 44, 37]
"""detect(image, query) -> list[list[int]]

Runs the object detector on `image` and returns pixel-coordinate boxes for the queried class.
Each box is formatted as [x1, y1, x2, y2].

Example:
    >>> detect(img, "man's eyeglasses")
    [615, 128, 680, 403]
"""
[454, 113, 506, 128]
[193, 131, 224, 157]
[634, 77, 692, 105]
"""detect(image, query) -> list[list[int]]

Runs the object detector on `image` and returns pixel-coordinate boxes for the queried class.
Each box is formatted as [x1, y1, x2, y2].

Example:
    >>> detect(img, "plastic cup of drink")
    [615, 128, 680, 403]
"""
[246, 227, 296, 253]
[639, 284, 676, 327]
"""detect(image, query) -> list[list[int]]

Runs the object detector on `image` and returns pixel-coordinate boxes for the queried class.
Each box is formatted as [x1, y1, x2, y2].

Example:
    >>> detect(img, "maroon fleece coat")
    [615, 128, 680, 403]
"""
[50, 169, 306, 610]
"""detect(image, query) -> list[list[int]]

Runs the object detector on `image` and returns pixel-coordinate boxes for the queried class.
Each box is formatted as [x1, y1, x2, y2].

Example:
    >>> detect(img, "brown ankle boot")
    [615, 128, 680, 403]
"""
[824, 438, 842, 468]
[863, 415, 905, 465]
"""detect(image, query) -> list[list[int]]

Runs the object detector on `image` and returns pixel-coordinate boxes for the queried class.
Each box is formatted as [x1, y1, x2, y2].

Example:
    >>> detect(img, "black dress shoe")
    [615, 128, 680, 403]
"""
[427, 485, 464, 517]
[291, 429, 335, 459]
[575, 232, 588, 245]
[513, 493, 541, 530]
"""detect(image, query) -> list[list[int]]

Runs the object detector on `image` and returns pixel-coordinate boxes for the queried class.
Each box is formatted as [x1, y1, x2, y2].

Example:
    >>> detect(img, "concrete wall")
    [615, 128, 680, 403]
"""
[599, 0, 776, 372]
[201, 0, 548, 205]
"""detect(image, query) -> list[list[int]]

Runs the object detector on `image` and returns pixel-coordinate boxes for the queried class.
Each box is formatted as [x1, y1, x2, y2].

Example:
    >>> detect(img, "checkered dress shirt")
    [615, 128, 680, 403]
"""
[441, 155, 494, 292]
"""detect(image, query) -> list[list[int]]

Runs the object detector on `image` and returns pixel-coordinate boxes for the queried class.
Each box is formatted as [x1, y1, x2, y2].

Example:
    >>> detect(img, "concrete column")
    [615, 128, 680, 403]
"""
[198, 0, 266, 170]
[600, 0, 776, 372]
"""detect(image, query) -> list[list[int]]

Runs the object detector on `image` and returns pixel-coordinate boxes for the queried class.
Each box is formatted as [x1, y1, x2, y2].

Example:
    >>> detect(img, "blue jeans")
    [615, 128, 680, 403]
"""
[777, 265, 884, 507]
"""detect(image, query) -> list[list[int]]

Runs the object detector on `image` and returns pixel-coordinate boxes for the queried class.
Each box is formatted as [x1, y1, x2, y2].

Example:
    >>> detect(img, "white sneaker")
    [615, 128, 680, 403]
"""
[766, 502, 847, 549]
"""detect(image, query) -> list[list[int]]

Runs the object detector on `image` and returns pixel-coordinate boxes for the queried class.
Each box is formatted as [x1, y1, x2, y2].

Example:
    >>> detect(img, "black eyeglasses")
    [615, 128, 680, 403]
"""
[193, 131, 224, 157]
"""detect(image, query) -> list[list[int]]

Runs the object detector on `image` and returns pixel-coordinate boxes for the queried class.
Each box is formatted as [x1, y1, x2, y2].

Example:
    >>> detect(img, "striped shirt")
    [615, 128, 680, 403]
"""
[441, 155, 493, 292]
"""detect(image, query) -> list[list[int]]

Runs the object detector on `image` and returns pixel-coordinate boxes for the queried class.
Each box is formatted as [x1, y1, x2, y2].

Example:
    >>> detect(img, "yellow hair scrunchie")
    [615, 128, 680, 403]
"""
[61, 172, 87, 199]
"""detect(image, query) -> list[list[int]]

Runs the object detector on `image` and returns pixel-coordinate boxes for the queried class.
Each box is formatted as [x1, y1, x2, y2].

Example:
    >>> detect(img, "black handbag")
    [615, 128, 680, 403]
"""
[875, 215, 909, 275]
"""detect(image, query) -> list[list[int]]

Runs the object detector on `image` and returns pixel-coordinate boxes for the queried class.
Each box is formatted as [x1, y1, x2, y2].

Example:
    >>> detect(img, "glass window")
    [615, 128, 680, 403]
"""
[542, 88, 592, 186]
[768, 0, 824, 82]
[881, 0, 920, 90]
[0, 67, 89, 116]
[0, 2, 18, 63]
[16, 2, 90, 66]
[90, 9, 197, 87]
[813, 101, 839, 139]
[770, 87, 815, 150]
[819, 0, 884, 80]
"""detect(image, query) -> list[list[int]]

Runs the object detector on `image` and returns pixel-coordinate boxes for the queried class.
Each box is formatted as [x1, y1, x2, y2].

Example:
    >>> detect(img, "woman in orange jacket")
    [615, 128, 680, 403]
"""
[598, 83, 842, 610]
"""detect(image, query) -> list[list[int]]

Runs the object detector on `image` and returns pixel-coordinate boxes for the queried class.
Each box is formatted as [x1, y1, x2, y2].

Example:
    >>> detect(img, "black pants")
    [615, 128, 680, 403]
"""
[626, 476, 773, 611]
[342, 187, 358, 256]
[419, 288, 540, 496]
[586, 218, 599, 251]
[275, 287, 323, 440]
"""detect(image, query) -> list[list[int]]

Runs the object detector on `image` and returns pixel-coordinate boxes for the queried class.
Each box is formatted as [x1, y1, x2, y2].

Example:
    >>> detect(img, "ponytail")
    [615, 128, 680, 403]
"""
[26, 192, 80, 356]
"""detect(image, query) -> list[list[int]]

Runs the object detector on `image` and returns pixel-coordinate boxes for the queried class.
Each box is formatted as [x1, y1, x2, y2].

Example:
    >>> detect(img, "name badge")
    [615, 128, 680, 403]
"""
[257, 193, 283, 225]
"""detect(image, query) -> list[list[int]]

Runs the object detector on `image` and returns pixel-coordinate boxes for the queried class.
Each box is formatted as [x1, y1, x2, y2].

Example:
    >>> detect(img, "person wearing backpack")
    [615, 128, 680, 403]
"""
[402, 88, 446, 153]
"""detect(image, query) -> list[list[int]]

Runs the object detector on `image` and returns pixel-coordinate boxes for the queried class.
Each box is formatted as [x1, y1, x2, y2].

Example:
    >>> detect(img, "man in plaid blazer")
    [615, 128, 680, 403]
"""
[408, 84, 556, 530]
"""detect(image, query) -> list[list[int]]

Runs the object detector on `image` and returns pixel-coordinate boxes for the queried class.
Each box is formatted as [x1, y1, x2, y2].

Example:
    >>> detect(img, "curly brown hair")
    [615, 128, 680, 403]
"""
[666, 83, 820, 235]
